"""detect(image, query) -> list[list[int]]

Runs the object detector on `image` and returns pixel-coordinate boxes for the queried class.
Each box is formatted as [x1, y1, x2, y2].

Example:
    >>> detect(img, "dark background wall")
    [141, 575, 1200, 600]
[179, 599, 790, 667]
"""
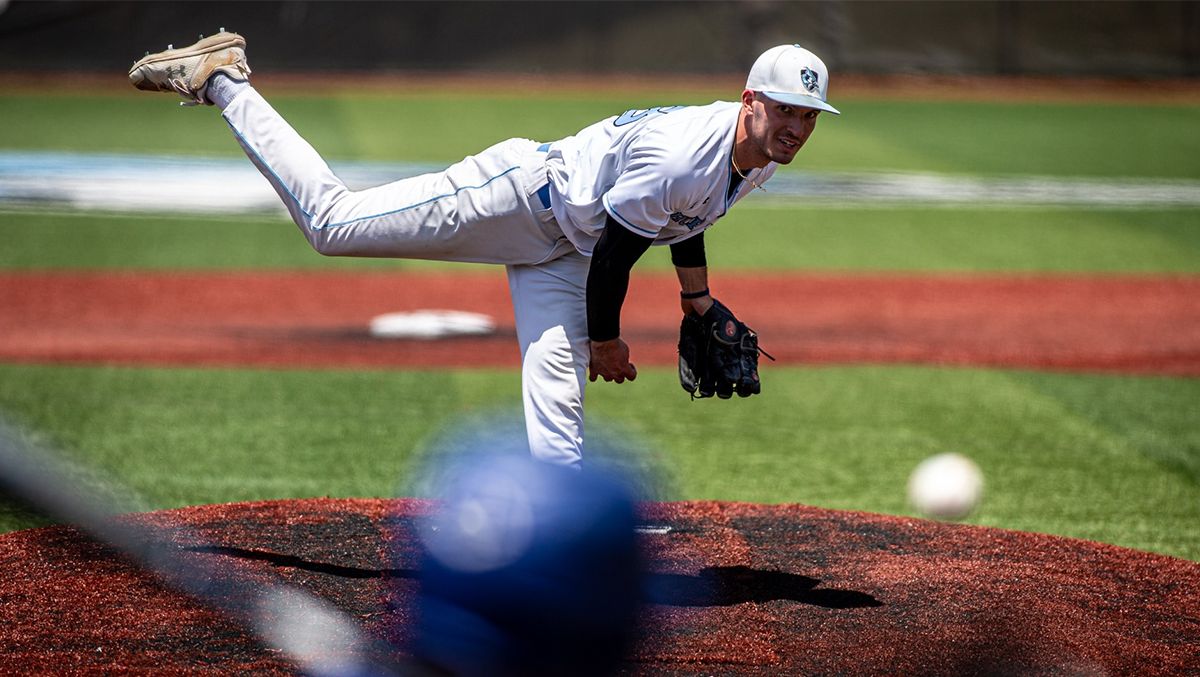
[0, 1, 1196, 77]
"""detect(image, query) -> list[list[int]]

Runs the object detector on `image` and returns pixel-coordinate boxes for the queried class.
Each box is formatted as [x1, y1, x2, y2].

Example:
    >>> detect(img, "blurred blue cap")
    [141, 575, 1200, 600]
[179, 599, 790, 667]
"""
[412, 453, 642, 676]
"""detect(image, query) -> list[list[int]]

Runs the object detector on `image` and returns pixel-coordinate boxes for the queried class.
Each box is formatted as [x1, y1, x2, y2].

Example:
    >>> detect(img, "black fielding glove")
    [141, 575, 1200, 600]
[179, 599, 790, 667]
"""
[678, 299, 773, 400]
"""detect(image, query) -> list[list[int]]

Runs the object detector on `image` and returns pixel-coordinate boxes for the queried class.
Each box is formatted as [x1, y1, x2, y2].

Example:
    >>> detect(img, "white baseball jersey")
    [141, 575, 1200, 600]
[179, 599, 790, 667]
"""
[543, 101, 778, 255]
[218, 88, 774, 471]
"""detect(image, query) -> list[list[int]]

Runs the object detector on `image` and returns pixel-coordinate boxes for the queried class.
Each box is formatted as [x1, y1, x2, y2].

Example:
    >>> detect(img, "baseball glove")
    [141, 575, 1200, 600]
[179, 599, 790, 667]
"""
[678, 299, 774, 399]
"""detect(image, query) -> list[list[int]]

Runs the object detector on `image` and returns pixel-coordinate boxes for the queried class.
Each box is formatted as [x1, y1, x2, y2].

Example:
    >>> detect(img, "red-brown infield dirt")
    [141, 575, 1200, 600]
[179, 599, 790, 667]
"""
[0, 499, 1197, 675]
[1, 269, 1199, 674]
[2, 270, 1198, 374]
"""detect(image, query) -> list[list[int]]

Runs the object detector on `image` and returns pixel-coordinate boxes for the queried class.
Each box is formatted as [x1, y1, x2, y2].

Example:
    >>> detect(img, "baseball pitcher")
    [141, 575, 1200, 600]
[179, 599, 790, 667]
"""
[128, 35, 838, 468]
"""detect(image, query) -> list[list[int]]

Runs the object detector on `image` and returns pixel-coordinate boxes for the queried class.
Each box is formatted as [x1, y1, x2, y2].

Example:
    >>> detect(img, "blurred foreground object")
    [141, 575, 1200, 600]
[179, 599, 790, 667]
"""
[412, 450, 642, 676]
[0, 417, 397, 676]
[907, 452, 985, 521]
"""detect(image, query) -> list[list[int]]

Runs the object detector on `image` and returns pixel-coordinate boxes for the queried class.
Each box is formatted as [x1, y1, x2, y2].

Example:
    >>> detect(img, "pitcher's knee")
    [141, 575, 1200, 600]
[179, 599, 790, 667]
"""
[304, 229, 345, 256]
[300, 191, 358, 255]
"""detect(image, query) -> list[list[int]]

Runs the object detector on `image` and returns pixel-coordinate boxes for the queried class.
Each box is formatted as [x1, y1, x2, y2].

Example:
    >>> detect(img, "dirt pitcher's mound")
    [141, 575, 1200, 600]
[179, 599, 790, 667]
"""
[0, 499, 1196, 675]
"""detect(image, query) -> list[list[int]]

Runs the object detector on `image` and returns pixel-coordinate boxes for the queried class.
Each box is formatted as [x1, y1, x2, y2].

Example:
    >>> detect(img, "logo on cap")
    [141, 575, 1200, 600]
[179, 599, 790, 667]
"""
[800, 67, 820, 94]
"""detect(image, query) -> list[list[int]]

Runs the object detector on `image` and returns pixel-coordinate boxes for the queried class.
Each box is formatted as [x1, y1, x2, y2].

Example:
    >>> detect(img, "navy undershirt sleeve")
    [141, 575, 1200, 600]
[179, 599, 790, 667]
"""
[669, 231, 706, 268]
[586, 215, 654, 342]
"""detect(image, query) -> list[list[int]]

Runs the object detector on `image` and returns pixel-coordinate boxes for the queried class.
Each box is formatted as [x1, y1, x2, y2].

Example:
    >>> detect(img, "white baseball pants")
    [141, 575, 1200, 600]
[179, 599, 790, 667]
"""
[221, 88, 589, 467]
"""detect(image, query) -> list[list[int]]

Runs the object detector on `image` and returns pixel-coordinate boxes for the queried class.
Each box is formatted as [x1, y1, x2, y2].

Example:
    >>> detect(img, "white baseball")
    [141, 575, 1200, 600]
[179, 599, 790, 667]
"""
[907, 453, 984, 520]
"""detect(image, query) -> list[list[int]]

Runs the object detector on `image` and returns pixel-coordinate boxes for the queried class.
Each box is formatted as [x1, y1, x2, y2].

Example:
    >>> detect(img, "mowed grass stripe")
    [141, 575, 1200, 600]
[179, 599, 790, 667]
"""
[0, 363, 1196, 561]
[2, 93, 1197, 178]
[3, 206, 1198, 273]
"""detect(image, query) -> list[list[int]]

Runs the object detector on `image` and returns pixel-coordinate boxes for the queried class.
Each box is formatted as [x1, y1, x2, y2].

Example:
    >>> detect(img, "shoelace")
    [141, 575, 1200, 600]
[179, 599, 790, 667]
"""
[168, 78, 204, 106]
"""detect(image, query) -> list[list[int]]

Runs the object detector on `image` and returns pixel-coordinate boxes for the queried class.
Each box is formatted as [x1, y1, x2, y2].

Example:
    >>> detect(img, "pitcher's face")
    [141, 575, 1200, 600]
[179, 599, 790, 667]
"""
[740, 90, 820, 166]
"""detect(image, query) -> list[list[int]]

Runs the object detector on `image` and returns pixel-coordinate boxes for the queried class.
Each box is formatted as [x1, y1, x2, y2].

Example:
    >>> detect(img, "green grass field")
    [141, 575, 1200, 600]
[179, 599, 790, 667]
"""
[2, 363, 1197, 560]
[4, 91, 1199, 176]
[2, 88, 1198, 561]
[4, 206, 1199, 273]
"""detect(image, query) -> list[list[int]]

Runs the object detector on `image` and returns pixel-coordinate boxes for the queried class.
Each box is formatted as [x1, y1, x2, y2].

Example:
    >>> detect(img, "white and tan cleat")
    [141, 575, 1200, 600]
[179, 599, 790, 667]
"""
[128, 30, 251, 106]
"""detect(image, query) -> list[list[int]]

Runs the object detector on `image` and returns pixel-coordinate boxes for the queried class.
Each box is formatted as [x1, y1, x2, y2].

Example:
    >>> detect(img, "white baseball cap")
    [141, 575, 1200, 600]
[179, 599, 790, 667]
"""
[746, 44, 840, 115]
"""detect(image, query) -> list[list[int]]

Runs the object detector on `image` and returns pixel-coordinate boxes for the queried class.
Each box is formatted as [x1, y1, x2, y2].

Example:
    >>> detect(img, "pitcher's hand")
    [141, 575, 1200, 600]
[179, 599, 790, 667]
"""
[589, 338, 638, 384]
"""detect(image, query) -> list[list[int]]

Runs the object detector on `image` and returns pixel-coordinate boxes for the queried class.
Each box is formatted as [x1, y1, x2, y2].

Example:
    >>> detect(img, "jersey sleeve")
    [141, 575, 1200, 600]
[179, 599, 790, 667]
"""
[600, 131, 698, 239]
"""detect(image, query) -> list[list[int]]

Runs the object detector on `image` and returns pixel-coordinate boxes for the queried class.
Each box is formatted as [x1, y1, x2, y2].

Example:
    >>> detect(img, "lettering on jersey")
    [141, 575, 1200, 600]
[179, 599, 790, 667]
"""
[613, 106, 684, 127]
[670, 211, 706, 230]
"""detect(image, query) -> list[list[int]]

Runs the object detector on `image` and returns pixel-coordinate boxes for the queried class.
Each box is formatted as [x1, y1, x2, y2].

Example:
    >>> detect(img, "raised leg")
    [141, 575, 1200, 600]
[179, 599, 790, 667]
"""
[221, 88, 560, 264]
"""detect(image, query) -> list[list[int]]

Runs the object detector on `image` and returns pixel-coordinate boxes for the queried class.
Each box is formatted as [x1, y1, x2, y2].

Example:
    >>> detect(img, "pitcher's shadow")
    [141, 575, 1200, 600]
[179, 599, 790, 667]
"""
[186, 547, 880, 609]
[645, 565, 881, 609]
